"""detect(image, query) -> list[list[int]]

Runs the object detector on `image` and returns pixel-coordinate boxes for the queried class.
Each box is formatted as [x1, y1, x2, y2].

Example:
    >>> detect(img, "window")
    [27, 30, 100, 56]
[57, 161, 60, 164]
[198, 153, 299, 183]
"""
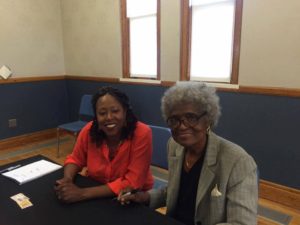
[120, 0, 160, 79]
[181, 0, 243, 83]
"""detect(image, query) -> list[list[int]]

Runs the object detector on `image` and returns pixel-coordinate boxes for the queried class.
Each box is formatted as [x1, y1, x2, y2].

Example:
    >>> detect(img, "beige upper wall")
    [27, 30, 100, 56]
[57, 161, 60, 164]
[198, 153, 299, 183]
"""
[61, 0, 181, 81]
[61, 0, 300, 89]
[61, 0, 122, 77]
[1, 0, 300, 89]
[239, 0, 300, 88]
[160, 0, 181, 82]
[0, 0, 65, 77]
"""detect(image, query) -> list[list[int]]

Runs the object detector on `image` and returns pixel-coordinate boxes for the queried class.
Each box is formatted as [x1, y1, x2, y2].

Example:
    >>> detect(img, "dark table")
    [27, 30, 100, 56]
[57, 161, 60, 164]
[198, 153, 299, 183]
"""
[0, 155, 183, 225]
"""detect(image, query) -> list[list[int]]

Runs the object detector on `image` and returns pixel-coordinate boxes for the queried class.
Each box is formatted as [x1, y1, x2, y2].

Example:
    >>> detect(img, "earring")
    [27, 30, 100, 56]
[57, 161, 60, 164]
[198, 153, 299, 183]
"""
[206, 126, 211, 135]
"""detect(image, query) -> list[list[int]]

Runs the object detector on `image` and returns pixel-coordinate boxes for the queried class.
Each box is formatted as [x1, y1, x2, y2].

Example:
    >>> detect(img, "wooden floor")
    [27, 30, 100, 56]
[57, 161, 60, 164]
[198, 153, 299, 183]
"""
[0, 135, 299, 225]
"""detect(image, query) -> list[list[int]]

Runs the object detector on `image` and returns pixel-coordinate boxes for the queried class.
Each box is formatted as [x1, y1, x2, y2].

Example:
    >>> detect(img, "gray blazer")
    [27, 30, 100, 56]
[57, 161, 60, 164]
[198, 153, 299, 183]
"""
[149, 132, 258, 225]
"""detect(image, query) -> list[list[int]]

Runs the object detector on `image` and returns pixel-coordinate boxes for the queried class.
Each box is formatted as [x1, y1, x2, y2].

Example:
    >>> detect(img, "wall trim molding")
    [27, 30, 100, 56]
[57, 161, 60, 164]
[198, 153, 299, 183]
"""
[231, 85, 300, 98]
[66, 75, 300, 97]
[66, 75, 119, 83]
[260, 180, 300, 210]
[65, 75, 300, 97]
[0, 75, 65, 84]
[1, 75, 300, 97]
[0, 129, 57, 151]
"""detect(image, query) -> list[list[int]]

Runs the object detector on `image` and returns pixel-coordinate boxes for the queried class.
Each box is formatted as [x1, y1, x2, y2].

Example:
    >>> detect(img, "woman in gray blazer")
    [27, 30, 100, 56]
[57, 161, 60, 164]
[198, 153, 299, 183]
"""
[119, 81, 258, 225]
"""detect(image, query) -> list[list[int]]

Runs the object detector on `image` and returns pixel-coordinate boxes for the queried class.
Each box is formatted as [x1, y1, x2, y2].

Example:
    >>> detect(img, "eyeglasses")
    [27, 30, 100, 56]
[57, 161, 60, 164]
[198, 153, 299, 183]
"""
[166, 112, 207, 129]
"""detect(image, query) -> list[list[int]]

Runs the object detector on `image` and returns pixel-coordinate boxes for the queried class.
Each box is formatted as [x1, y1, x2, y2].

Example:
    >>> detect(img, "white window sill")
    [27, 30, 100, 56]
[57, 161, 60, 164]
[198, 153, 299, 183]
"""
[119, 78, 161, 84]
[206, 83, 239, 89]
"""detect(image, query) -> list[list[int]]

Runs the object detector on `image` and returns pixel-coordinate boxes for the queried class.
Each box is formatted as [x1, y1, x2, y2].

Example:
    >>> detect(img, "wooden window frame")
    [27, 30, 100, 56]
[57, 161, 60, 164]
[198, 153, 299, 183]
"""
[120, 0, 161, 80]
[180, 0, 243, 84]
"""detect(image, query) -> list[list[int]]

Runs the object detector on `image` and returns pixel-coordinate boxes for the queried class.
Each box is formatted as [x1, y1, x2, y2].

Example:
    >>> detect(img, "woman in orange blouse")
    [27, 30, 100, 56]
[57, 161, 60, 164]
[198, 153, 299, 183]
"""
[54, 86, 153, 203]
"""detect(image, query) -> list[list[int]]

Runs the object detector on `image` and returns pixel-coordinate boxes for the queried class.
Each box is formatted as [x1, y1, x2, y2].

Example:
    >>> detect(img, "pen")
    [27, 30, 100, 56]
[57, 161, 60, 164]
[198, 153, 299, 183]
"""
[112, 189, 139, 201]
[121, 189, 139, 197]
[0, 164, 21, 174]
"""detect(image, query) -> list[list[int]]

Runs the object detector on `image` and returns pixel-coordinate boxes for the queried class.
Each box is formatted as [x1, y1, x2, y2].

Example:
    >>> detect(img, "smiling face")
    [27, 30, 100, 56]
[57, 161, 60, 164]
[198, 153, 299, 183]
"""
[96, 94, 127, 141]
[169, 103, 209, 152]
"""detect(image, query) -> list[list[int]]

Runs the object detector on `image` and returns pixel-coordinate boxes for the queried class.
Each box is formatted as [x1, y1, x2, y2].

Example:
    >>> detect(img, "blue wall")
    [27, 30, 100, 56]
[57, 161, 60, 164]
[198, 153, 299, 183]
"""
[1, 79, 300, 190]
[0, 80, 69, 140]
[66, 80, 166, 126]
[215, 92, 300, 189]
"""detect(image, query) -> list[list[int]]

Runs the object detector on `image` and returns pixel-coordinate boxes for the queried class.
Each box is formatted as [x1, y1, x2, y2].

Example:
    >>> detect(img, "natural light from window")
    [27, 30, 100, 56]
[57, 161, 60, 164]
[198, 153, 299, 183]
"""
[127, 0, 157, 78]
[190, 0, 235, 82]
[130, 16, 157, 78]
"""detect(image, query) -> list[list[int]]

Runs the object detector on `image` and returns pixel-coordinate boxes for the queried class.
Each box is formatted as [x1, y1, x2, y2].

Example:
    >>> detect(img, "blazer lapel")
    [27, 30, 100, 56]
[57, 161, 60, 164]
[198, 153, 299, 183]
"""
[195, 132, 219, 208]
[166, 140, 184, 214]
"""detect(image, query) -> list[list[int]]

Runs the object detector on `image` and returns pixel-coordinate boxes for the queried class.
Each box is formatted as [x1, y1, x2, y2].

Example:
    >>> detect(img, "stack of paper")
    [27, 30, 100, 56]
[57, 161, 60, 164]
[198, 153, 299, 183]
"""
[2, 160, 62, 185]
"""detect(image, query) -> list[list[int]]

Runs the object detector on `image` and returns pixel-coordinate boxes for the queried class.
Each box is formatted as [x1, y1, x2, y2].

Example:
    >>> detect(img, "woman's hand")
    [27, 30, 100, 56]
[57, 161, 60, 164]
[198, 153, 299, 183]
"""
[55, 177, 72, 186]
[118, 187, 150, 205]
[54, 179, 86, 203]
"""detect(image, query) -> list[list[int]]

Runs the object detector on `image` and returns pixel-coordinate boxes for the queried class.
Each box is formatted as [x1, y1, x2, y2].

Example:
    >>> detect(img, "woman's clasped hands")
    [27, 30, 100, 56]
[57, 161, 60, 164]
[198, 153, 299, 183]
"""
[54, 178, 86, 203]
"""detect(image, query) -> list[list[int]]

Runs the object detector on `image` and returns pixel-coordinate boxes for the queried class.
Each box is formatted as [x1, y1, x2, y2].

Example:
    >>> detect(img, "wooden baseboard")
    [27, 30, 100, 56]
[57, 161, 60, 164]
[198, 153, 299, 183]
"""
[0, 129, 57, 151]
[260, 179, 300, 210]
[257, 215, 279, 225]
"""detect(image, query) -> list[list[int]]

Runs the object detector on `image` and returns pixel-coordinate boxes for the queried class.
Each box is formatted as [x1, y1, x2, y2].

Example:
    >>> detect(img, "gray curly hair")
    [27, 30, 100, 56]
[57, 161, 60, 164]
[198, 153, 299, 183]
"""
[161, 81, 221, 127]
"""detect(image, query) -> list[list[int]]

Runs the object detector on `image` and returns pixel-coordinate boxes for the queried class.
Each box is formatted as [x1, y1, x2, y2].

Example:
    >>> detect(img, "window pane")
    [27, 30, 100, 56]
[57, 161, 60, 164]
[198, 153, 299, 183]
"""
[130, 15, 157, 78]
[190, 1, 235, 82]
[191, 0, 232, 7]
[127, 0, 156, 18]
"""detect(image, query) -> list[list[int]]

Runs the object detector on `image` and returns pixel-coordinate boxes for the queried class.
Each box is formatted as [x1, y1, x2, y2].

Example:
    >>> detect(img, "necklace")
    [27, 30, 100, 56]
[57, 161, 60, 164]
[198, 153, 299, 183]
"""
[184, 150, 203, 170]
[185, 154, 193, 169]
[185, 159, 192, 169]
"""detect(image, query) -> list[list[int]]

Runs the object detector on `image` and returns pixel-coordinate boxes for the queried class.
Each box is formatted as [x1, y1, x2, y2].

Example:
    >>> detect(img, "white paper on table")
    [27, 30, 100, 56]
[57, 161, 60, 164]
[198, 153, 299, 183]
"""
[2, 160, 62, 185]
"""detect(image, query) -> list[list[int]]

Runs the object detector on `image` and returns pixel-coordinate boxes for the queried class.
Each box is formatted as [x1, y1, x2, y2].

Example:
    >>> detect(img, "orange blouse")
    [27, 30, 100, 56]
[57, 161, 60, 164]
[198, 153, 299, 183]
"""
[65, 121, 153, 195]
